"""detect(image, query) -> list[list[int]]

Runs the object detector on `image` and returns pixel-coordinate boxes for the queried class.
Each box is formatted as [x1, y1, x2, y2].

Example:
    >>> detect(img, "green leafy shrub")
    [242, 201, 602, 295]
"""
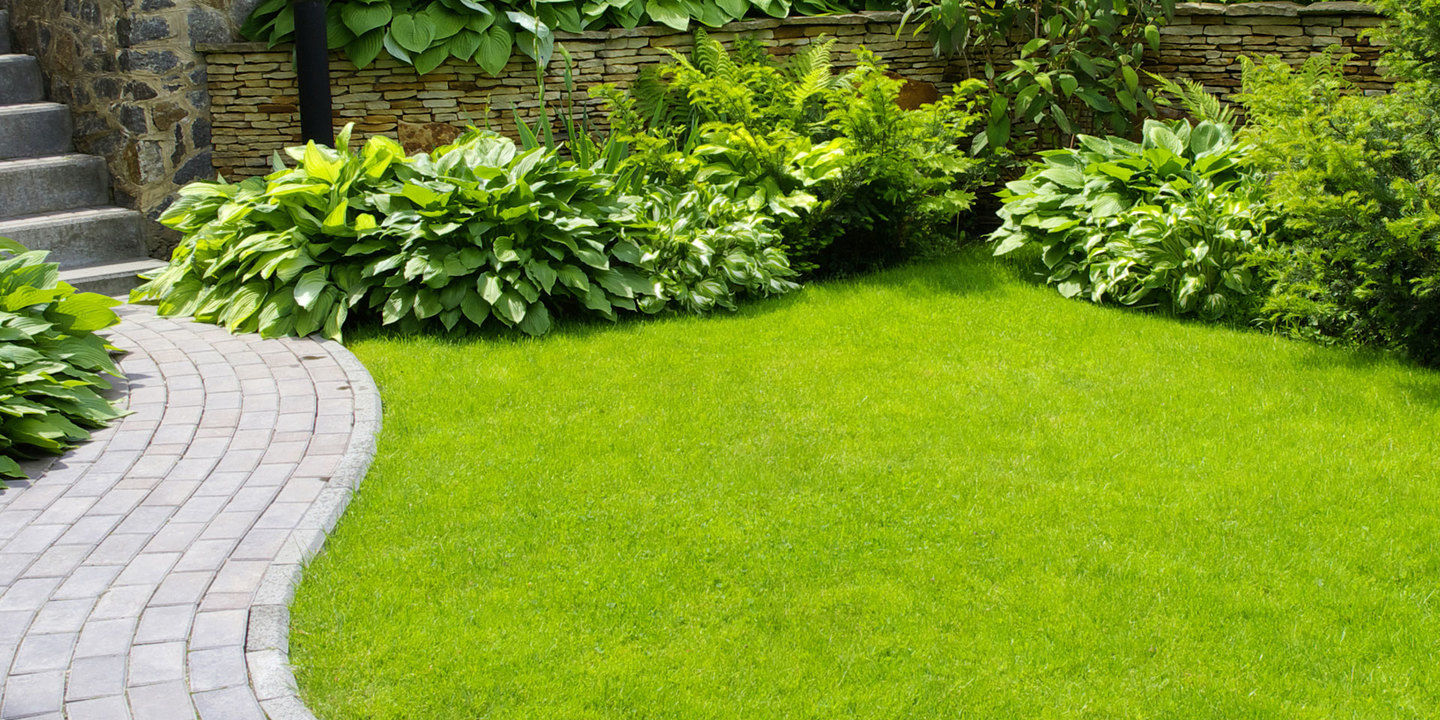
[899, 0, 1171, 155]
[595, 34, 988, 275]
[991, 119, 1273, 321]
[0, 239, 124, 481]
[1238, 53, 1440, 363]
[618, 187, 799, 313]
[134, 125, 799, 340]
[1373, 0, 1440, 82]
[243, 0, 866, 75]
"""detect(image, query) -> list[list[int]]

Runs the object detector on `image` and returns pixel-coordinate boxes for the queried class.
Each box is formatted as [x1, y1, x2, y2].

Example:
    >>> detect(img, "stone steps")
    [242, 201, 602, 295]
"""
[0, 155, 111, 219]
[0, 10, 164, 296]
[0, 102, 73, 159]
[0, 54, 42, 105]
[0, 207, 148, 267]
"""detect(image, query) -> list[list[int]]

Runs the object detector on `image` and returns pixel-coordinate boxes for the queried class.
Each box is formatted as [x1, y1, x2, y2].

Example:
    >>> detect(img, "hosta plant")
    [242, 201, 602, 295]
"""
[619, 187, 799, 313]
[134, 126, 659, 340]
[0, 238, 124, 482]
[243, 0, 865, 76]
[991, 119, 1273, 321]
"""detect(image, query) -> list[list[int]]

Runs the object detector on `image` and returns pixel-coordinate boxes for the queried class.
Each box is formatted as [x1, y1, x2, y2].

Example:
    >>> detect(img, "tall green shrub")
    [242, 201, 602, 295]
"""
[899, 0, 1172, 154]
[595, 35, 988, 275]
[1238, 53, 1440, 362]
[0, 239, 124, 481]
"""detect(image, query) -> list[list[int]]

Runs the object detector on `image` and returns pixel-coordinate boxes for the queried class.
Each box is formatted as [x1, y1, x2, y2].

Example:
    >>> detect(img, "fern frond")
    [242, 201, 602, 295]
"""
[691, 29, 739, 81]
[786, 36, 835, 85]
[1150, 73, 1238, 127]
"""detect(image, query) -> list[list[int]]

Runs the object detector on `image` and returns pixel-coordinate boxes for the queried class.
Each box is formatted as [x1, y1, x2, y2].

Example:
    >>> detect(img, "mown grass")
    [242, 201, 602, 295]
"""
[291, 251, 1440, 719]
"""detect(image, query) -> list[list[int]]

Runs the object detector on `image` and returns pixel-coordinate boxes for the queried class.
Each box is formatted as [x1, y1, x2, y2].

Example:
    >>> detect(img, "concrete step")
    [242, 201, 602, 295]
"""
[60, 257, 168, 297]
[0, 11, 10, 55]
[0, 154, 109, 220]
[0, 207, 146, 267]
[0, 54, 42, 105]
[0, 103, 73, 159]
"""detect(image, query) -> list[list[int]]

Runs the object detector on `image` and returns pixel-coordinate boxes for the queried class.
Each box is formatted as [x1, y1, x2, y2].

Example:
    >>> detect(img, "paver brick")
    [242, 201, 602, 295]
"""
[73, 617, 137, 659]
[2, 669, 65, 718]
[128, 641, 187, 685]
[12, 632, 77, 673]
[67, 694, 132, 720]
[0, 306, 377, 718]
[66, 654, 128, 701]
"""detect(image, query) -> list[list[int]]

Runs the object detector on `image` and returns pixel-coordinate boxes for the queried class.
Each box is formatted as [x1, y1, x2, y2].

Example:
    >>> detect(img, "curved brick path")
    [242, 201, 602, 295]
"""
[0, 305, 380, 720]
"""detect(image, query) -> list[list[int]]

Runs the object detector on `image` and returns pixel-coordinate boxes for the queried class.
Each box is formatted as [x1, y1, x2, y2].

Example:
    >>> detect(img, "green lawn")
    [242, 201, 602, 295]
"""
[291, 252, 1440, 719]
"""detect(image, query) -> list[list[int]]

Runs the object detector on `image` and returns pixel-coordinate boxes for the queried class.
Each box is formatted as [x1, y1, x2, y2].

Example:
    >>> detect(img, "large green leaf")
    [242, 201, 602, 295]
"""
[475, 24, 513, 76]
[341, 2, 392, 35]
[388, 14, 435, 55]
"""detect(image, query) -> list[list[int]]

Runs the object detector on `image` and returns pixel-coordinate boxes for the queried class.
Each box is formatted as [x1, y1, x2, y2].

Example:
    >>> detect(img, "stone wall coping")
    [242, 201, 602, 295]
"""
[196, 2, 1378, 55]
[1177, 1, 1375, 17]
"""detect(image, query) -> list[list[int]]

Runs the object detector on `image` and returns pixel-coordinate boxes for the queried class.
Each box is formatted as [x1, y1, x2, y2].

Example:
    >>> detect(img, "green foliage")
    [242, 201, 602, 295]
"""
[137, 127, 652, 339]
[1149, 73, 1238, 127]
[1238, 54, 1440, 364]
[1374, 0, 1440, 83]
[135, 125, 800, 339]
[0, 238, 123, 481]
[991, 119, 1272, 321]
[243, 0, 867, 75]
[595, 34, 988, 275]
[900, 0, 1173, 154]
[618, 187, 799, 313]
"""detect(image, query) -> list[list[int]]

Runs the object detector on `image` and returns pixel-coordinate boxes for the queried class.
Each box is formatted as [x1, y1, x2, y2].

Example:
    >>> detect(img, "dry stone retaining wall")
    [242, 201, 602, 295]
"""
[202, 2, 1393, 181]
[202, 12, 955, 179]
[1154, 1, 1390, 98]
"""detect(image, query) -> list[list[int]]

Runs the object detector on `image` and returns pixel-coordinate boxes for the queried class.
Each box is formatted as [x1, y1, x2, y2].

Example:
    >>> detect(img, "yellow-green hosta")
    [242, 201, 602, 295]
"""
[133, 125, 800, 342]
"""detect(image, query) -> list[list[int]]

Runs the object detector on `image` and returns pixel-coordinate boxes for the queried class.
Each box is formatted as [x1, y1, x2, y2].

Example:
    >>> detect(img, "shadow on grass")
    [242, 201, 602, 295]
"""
[346, 248, 1012, 350]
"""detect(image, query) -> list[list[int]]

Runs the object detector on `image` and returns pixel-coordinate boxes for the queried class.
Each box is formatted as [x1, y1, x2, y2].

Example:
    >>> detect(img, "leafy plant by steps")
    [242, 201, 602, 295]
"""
[133, 125, 799, 340]
[243, 0, 869, 75]
[0, 238, 124, 482]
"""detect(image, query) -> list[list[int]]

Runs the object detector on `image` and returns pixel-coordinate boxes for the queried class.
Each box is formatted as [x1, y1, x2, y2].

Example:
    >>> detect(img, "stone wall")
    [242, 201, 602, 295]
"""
[202, 12, 958, 179]
[6, 0, 243, 251]
[1154, 1, 1390, 98]
[201, 2, 1393, 181]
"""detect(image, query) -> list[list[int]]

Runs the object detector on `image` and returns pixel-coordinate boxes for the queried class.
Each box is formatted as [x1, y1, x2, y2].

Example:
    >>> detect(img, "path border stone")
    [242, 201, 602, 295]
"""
[244, 338, 381, 720]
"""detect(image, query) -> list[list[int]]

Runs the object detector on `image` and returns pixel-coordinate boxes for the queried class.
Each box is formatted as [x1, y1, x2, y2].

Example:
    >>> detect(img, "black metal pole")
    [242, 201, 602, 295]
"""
[292, 0, 334, 146]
